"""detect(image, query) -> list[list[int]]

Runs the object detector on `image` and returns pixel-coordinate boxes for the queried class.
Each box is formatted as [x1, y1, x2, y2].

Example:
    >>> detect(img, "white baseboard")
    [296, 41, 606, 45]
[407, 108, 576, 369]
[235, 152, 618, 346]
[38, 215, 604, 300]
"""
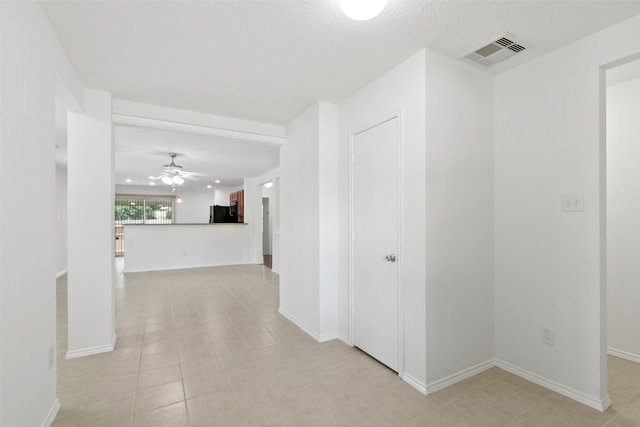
[318, 331, 339, 342]
[66, 332, 117, 359]
[55, 269, 68, 279]
[426, 358, 495, 394]
[608, 347, 640, 364]
[277, 308, 338, 342]
[402, 372, 427, 395]
[123, 261, 249, 273]
[338, 333, 351, 346]
[41, 399, 60, 427]
[495, 359, 611, 412]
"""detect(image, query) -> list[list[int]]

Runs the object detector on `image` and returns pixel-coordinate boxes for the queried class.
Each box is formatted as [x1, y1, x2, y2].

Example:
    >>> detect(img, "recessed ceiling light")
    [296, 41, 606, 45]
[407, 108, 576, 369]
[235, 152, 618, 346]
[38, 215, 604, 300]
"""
[125, 179, 132, 183]
[207, 185, 212, 189]
[214, 179, 221, 183]
[264, 181, 273, 188]
[148, 176, 155, 179]
[149, 182, 155, 186]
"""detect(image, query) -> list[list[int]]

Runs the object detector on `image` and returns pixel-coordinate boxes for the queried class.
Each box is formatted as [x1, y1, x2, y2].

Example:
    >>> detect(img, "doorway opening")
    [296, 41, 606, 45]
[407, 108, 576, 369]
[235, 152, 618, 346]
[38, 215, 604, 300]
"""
[604, 55, 640, 405]
[262, 197, 272, 269]
[256, 177, 279, 273]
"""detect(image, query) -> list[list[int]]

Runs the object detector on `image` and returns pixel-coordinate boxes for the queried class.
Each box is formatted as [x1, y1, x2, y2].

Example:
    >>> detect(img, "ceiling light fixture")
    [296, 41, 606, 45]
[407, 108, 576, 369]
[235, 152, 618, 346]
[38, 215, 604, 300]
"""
[125, 179, 132, 183]
[207, 185, 212, 189]
[340, 0, 386, 21]
[161, 175, 185, 186]
[264, 181, 273, 188]
[149, 182, 155, 186]
[214, 179, 221, 183]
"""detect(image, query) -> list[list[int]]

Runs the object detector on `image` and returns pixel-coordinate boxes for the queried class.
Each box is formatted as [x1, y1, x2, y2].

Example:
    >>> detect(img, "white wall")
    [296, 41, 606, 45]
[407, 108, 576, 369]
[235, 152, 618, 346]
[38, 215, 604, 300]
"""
[280, 102, 324, 340]
[214, 188, 231, 206]
[423, 50, 495, 390]
[607, 76, 640, 362]
[67, 89, 116, 359]
[338, 50, 428, 389]
[124, 224, 251, 272]
[0, 2, 82, 425]
[177, 189, 213, 223]
[494, 14, 640, 411]
[56, 165, 68, 276]
[318, 103, 339, 338]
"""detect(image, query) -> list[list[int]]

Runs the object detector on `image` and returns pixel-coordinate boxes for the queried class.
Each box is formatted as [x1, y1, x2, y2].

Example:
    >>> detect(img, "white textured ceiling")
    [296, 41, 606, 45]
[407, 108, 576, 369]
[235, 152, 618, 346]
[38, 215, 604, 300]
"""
[114, 125, 279, 189]
[41, 0, 640, 125]
[43, 0, 640, 189]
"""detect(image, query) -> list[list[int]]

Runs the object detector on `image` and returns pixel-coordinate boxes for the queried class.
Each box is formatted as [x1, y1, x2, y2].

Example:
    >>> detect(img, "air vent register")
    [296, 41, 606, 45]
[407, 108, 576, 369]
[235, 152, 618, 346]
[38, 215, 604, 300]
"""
[464, 33, 528, 68]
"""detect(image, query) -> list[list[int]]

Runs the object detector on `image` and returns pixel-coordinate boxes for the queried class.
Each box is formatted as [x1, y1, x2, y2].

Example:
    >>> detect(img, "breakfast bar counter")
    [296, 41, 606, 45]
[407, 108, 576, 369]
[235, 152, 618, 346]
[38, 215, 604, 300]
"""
[124, 223, 251, 273]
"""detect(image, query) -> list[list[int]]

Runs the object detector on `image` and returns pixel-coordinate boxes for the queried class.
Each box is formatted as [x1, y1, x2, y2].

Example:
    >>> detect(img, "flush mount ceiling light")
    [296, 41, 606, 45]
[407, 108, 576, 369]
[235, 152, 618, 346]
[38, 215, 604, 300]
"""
[264, 181, 273, 188]
[340, 0, 387, 21]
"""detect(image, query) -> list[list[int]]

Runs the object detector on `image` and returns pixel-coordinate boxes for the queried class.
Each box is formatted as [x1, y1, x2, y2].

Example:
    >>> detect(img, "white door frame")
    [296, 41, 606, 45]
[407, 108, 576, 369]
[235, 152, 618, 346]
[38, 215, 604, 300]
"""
[348, 111, 404, 377]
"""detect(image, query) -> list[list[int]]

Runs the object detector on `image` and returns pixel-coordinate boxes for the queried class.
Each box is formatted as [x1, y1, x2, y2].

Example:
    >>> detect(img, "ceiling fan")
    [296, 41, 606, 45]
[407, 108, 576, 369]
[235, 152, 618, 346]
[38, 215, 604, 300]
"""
[150, 153, 204, 191]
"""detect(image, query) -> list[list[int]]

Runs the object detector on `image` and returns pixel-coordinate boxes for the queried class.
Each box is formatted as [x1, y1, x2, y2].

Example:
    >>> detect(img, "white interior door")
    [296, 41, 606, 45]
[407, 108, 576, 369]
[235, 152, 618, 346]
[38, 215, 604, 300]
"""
[352, 117, 399, 371]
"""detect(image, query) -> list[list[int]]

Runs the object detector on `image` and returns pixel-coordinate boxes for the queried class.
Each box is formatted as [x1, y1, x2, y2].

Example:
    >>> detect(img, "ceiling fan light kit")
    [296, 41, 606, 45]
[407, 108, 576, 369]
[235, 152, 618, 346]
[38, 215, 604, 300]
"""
[151, 153, 192, 192]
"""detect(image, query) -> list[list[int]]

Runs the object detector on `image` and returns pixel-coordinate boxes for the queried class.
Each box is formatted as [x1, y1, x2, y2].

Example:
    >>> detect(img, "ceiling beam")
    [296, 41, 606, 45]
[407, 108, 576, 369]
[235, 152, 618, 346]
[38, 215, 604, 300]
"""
[112, 99, 286, 146]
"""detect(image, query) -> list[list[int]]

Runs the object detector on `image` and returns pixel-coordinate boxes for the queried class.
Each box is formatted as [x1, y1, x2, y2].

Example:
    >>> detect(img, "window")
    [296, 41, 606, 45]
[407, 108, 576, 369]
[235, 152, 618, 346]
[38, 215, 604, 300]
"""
[115, 194, 174, 225]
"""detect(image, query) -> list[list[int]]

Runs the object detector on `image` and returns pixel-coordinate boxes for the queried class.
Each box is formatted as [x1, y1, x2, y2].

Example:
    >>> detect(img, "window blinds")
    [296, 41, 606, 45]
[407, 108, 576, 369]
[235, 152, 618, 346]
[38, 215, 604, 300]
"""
[114, 194, 174, 224]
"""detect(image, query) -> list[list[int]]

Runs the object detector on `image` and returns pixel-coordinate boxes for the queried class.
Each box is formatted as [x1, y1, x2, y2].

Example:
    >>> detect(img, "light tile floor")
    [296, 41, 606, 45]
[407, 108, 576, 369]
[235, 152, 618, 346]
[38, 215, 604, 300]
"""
[52, 263, 640, 426]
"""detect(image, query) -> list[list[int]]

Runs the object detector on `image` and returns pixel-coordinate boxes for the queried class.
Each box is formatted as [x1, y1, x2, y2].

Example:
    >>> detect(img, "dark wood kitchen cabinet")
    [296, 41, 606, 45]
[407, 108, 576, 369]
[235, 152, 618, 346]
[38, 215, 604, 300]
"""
[230, 190, 244, 221]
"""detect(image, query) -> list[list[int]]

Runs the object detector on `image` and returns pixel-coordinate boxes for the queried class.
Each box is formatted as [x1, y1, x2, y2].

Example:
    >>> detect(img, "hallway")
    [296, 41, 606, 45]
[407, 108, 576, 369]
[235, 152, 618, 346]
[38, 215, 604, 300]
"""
[52, 264, 640, 426]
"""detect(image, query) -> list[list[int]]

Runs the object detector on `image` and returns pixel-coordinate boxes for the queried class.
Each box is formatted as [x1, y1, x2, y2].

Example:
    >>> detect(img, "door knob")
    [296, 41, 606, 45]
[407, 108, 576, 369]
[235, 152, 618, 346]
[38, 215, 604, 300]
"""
[385, 253, 397, 262]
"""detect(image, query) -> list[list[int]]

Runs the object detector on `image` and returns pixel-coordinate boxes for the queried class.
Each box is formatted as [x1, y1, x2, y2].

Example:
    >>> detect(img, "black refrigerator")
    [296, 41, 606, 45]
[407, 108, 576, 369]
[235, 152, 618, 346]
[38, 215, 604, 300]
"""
[209, 205, 234, 223]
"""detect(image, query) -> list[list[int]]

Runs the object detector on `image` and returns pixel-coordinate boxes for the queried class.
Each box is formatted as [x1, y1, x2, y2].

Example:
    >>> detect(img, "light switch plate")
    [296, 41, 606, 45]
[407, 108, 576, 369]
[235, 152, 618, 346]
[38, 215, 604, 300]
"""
[561, 193, 584, 212]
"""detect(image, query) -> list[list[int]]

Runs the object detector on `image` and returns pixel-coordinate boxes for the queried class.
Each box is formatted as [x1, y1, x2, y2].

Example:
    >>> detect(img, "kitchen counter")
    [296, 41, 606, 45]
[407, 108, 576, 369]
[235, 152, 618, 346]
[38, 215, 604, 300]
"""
[124, 223, 251, 272]
[125, 223, 248, 226]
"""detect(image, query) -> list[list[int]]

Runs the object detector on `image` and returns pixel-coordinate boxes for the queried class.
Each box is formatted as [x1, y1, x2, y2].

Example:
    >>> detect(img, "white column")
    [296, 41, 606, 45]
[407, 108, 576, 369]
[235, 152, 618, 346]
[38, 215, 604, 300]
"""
[66, 89, 116, 358]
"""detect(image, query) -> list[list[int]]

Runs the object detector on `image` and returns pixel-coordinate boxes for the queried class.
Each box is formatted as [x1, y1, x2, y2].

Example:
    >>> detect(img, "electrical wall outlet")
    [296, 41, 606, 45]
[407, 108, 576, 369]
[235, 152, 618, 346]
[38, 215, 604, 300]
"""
[541, 327, 555, 346]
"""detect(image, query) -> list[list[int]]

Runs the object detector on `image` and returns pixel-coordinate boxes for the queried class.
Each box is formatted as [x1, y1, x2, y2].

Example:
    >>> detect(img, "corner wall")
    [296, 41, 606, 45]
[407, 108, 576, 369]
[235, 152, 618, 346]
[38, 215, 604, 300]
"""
[494, 14, 640, 410]
[424, 50, 495, 390]
[67, 89, 116, 359]
[279, 102, 339, 341]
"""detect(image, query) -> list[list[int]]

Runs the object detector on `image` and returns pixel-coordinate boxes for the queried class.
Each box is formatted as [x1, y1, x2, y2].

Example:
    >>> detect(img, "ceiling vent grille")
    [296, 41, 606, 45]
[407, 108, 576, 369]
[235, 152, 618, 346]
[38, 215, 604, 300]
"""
[464, 33, 529, 68]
